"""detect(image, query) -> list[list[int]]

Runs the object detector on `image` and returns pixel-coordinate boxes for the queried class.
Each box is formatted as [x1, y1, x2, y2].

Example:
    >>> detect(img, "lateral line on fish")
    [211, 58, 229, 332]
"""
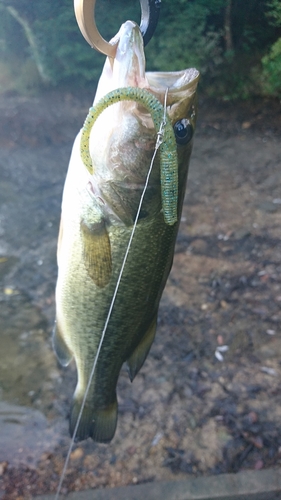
[54, 88, 169, 500]
[81, 86, 178, 226]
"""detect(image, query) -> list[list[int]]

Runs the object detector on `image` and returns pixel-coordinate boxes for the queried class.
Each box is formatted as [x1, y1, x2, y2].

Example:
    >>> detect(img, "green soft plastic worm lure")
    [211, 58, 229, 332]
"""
[80, 87, 178, 226]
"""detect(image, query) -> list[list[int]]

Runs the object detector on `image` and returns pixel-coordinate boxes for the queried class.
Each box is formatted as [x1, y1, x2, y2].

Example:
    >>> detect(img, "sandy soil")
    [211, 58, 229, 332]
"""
[0, 90, 280, 498]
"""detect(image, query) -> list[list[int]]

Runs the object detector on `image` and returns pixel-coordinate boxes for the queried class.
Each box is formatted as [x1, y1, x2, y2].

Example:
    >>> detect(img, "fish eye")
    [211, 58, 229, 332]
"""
[173, 119, 193, 145]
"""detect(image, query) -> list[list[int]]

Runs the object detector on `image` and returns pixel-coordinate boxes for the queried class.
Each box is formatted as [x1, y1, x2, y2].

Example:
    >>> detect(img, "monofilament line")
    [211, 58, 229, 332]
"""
[54, 88, 169, 500]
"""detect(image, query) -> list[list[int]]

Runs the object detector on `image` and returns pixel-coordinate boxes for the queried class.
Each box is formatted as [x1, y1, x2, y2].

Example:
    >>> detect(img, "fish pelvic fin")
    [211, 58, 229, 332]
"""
[52, 320, 73, 367]
[70, 397, 118, 443]
[127, 315, 157, 382]
[80, 218, 112, 288]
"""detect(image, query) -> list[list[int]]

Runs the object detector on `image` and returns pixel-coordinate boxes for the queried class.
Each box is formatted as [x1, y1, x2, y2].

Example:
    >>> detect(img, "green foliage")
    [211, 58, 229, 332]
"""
[257, 1, 281, 95]
[266, 0, 281, 26]
[230, 0, 275, 51]
[33, 5, 97, 85]
[261, 37, 281, 95]
[145, 0, 224, 73]
[206, 55, 262, 100]
[0, 0, 143, 88]
[32, 0, 141, 86]
[0, 0, 280, 98]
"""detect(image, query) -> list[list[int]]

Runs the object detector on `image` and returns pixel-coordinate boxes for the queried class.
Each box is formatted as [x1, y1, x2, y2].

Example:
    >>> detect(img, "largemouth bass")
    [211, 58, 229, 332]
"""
[54, 20, 199, 443]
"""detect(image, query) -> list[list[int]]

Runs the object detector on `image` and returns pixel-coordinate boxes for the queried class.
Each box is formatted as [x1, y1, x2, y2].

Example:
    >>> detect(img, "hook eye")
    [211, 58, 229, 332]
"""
[74, 0, 161, 57]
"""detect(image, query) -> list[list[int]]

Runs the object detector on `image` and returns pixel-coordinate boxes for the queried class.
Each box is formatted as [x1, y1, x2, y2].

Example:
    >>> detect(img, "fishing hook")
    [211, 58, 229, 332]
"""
[74, 0, 161, 57]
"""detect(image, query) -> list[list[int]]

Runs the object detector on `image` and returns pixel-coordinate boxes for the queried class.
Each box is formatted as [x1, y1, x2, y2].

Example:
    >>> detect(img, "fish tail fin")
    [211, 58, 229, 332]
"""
[69, 397, 118, 443]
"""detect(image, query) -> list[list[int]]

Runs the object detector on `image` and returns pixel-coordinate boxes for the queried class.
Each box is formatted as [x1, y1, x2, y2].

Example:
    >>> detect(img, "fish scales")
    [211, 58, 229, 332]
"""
[54, 20, 200, 443]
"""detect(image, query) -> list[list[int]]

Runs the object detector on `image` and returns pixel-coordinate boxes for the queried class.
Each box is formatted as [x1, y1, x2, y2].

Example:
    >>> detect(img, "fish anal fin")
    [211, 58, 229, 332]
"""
[80, 219, 112, 288]
[70, 397, 118, 443]
[127, 315, 157, 382]
[52, 320, 73, 367]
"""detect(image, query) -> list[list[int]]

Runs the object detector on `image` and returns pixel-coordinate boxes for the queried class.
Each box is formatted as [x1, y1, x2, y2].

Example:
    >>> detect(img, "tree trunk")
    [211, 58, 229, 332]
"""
[224, 0, 233, 52]
[6, 5, 51, 84]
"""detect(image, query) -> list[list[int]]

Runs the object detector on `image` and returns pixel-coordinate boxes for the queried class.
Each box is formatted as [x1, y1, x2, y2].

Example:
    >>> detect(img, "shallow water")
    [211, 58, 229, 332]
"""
[0, 95, 78, 468]
[0, 262, 66, 467]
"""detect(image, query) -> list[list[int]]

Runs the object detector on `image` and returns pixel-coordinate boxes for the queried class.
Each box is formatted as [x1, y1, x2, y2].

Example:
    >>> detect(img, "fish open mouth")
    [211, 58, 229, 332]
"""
[147, 68, 200, 103]
[94, 20, 200, 105]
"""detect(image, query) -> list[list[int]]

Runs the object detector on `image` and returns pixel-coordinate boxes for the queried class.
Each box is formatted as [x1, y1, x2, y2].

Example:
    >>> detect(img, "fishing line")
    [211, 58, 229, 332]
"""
[54, 88, 169, 500]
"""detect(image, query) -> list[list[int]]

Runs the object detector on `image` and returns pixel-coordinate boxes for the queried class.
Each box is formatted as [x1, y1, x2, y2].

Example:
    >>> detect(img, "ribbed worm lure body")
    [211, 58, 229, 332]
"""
[80, 87, 178, 226]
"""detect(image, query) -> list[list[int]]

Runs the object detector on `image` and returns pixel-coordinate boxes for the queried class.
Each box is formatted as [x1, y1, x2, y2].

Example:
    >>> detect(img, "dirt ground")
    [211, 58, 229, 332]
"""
[0, 90, 280, 499]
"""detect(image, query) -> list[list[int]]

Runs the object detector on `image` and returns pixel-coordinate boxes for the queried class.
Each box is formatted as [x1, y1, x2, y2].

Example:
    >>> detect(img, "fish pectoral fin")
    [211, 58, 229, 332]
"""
[52, 320, 73, 367]
[80, 218, 112, 288]
[127, 315, 157, 382]
[70, 397, 118, 443]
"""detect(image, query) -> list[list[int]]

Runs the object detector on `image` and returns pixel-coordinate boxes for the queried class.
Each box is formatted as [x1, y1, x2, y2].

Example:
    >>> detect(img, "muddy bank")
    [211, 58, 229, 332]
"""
[0, 91, 280, 498]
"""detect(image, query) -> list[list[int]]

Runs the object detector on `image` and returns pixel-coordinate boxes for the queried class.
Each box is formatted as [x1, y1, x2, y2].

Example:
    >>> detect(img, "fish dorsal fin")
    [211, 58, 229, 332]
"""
[80, 219, 112, 288]
[127, 314, 157, 382]
[52, 320, 73, 367]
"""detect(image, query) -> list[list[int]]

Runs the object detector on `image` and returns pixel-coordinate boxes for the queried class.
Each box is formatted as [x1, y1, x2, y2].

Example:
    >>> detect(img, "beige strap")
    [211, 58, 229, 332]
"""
[74, 0, 117, 57]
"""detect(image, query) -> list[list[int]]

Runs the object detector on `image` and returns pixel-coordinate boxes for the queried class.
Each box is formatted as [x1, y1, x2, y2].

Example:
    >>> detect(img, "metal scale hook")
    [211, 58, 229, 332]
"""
[74, 0, 161, 57]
